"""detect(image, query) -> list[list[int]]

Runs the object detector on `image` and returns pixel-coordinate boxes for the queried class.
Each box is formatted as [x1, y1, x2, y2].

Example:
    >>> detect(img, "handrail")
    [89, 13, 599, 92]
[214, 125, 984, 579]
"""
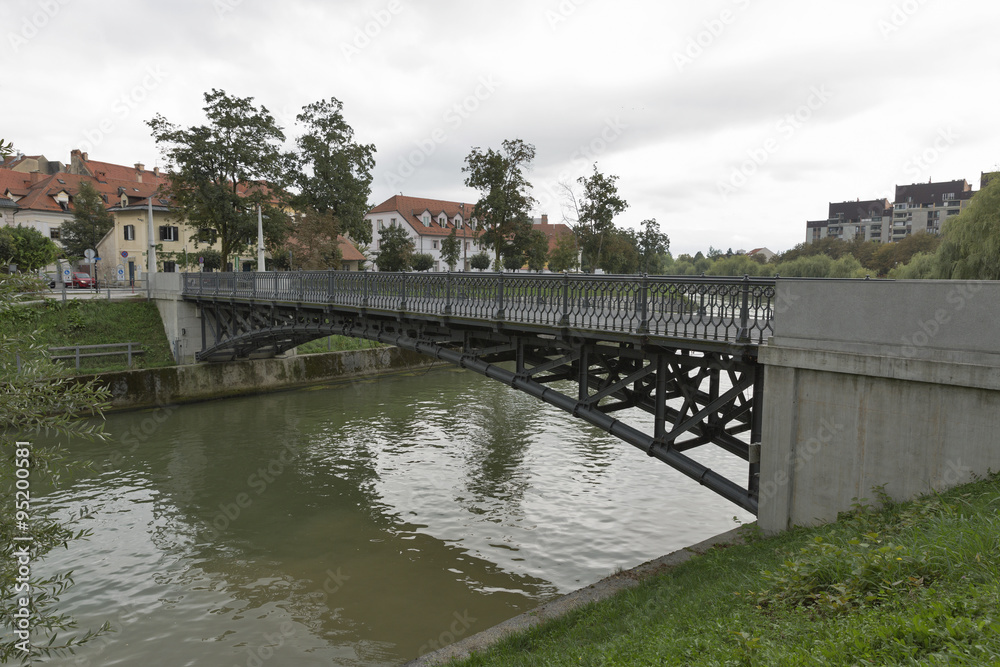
[183, 271, 777, 345]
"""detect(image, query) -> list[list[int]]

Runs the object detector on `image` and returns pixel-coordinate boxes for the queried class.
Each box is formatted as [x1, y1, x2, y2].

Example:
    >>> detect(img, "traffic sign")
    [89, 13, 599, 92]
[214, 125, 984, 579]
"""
[62, 268, 71, 279]
[121, 250, 128, 258]
[84, 249, 95, 260]
[199, 256, 205, 264]
[117, 265, 125, 279]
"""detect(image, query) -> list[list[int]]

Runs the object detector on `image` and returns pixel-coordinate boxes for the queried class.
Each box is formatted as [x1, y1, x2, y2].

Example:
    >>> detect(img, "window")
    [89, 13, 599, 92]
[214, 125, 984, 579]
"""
[390, 217, 396, 226]
[163, 261, 176, 272]
[422, 213, 430, 226]
[943, 193, 955, 201]
[465, 241, 470, 250]
[124, 224, 135, 241]
[49, 228, 60, 240]
[432, 240, 439, 249]
[159, 225, 179, 241]
[197, 228, 215, 242]
[377, 219, 384, 229]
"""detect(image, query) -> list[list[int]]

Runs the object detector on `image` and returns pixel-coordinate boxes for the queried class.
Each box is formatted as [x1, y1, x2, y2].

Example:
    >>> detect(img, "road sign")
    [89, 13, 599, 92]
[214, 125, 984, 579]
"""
[121, 250, 128, 258]
[62, 268, 71, 279]
[199, 256, 205, 264]
[93, 256, 101, 262]
[84, 249, 95, 260]
[117, 265, 125, 279]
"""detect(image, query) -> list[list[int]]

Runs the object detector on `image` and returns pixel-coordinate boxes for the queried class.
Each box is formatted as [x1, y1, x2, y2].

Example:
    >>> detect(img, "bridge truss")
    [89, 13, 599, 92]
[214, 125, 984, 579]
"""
[183, 271, 775, 514]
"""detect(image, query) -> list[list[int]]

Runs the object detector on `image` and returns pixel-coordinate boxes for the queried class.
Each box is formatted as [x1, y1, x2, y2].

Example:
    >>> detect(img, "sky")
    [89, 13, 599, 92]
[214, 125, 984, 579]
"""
[4, 0, 1000, 256]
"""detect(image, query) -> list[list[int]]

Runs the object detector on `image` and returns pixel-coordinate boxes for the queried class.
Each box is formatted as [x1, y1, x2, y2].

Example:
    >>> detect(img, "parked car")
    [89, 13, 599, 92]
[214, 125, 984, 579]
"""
[39, 272, 57, 288]
[71, 272, 95, 289]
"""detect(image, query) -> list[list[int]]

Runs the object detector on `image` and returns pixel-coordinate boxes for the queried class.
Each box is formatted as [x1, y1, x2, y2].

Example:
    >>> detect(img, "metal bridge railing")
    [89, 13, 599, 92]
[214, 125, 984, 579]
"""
[183, 271, 776, 344]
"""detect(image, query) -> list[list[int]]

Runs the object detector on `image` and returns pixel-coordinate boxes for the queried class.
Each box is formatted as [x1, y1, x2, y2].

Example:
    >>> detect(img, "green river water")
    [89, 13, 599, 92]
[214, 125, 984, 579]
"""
[32, 364, 752, 665]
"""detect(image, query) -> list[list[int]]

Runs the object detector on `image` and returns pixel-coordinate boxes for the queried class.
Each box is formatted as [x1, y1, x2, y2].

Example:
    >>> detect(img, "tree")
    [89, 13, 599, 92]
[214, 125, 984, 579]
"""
[933, 181, 1000, 279]
[470, 251, 491, 271]
[286, 97, 376, 245]
[59, 181, 114, 259]
[548, 230, 580, 273]
[441, 226, 461, 271]
[288, 208, 342, 270]
[598, 228, 640, 274]
[575, 164, 628, 272]
[375, 223, 414, 271]
[0, 139, 13, 159]
[1, 273, 113, 661]
[525, 230, 549, 272]
[411, 253, 434, 271]
[636, 218, 670, 274]
[462, 139, 536, 268]
[147, 89, 291, 263]
[0, 226, 58, 271]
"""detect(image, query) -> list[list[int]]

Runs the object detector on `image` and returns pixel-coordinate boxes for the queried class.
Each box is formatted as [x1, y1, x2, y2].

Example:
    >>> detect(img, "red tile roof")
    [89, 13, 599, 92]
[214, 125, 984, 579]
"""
[339, 236, 366, 262]
[0, 168, 168, 214]
[369, 195, 481, 238]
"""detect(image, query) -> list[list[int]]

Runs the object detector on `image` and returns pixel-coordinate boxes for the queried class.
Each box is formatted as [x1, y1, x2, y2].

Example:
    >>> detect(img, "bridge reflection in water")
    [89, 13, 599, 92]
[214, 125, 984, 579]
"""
[183, 271, 776, 514]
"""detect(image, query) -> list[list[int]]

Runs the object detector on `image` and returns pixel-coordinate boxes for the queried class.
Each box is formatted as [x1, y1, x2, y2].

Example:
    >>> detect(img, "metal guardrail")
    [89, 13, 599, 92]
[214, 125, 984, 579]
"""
[49, 342, 144, 370]
[183, 271, 777, 345]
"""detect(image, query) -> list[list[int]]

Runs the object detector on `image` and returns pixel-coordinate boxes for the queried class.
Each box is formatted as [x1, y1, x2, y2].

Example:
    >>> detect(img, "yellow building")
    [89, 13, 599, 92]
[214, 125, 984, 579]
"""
[96, 196, 223, 283]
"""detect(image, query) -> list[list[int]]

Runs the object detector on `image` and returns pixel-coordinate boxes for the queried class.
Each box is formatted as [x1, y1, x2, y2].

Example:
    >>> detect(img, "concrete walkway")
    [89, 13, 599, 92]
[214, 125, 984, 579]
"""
[403, 526, 746, 666]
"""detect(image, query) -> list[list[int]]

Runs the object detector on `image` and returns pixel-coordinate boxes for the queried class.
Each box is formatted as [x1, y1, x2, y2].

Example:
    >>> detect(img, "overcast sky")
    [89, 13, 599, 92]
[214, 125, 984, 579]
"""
[5, 0, 999, 255]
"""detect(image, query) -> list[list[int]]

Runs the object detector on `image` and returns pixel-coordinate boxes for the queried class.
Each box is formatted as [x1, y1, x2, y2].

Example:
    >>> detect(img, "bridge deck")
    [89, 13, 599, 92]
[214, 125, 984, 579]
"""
[183, 271, 775, 348]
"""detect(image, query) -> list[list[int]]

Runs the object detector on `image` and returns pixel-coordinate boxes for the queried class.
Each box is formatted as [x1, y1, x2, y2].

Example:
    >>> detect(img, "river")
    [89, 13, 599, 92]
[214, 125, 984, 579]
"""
[33, 364, 753, 665]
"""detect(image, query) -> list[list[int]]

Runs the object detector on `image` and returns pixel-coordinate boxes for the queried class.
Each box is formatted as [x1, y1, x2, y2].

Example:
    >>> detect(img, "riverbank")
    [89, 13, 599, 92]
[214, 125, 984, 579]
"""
[411, 474, 1000, 666]
[73, 346, 439, 410]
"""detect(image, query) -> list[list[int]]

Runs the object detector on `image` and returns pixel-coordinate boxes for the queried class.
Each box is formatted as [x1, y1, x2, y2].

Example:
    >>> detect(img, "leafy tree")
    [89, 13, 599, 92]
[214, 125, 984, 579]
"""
[933, 181, 1000, 279]
[0, 138, 13, 158]
[59, 181, 114, 259]
[462, 139, 536, 268]
[470, 251, 491, 271]
[502, 254, 523, 271]
[441, 226, 461, 271]
[147, 89, 291, 263]
[286, 97, 375, 245]
[411, 253, 434, 272]
[889, 251, 938, 279]
[1, 273, 113, 661]
[0, 226, 58, 271]
[375, 223, 413, 272]
[636, 218, 670, 274]
[547, 230, 579, 273]
[576, 164, 628, 272]
[598, 228, 640, 274]
[288, 208, 342, 270]
[525, 229, 549, 272]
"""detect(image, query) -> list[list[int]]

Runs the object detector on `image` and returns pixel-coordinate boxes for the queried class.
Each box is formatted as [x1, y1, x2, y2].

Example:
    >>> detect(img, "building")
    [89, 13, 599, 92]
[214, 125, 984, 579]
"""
[365, 195, 489, 271]
[806, 199, 892, 244]
[532, 214, 574, 253]
[0, 149, 169, 251]
[746, 247, 776, 261]
[338, 236, 366, 271]
[889, 179, 973, 241]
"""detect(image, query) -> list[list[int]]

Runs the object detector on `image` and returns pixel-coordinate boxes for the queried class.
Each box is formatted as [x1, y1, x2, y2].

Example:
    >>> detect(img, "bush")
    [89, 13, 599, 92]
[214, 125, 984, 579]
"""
[411, 253, 434, 272]
[470, 252, 491, 271]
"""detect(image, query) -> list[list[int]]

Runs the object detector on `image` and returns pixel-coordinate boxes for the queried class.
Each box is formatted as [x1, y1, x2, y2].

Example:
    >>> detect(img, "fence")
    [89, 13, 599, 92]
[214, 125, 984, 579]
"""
[49, 342, 144, 370]
[184, 271, 777, 344]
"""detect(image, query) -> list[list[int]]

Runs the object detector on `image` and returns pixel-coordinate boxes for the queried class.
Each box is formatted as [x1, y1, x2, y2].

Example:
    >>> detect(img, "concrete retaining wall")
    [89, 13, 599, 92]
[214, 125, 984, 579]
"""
[79, 346, 438, 411]
[758, 279, 1000, 533]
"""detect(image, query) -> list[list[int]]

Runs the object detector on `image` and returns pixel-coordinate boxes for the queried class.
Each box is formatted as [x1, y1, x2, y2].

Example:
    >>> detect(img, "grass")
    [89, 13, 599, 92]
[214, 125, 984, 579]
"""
[0, 298, 175, 374]
[447, 476, 1000, 666]
[295, 335, 385, 354]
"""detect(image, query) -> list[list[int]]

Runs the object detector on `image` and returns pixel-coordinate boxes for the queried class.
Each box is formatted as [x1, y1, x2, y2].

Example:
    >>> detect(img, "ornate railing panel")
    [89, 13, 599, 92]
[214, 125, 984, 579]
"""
[183, 271, 776, 345]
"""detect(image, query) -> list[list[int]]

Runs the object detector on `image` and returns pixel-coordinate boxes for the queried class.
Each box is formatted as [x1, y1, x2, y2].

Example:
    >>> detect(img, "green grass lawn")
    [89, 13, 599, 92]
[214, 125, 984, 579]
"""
[0, 299, 175, 374]
[295, 335, 384, 354]
[449, 477, 1000, 666]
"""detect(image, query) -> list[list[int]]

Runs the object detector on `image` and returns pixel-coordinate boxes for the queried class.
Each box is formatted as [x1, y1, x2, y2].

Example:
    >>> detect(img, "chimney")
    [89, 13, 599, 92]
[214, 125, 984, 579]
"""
[82, 152, 88, 160]
[29, 171, 44, 184]
[541, 213, 548, 225]
[153, 166, 159, 177]
[135, 163, 144, 183]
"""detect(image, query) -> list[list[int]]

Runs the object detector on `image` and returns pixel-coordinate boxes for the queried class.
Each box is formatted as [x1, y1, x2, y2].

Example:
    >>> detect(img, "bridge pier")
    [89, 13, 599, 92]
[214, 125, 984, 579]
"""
[758, 279, 1000, 534]
[149, 273, 204, 364]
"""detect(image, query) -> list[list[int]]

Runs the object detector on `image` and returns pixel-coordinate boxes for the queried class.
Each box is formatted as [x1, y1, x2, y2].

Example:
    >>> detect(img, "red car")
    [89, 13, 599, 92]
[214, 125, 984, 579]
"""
[71, 272, 95, 289]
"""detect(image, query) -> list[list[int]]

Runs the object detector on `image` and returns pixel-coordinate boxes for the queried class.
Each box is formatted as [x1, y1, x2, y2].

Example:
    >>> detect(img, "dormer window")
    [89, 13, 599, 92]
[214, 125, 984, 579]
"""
[422, 213, 430, 226]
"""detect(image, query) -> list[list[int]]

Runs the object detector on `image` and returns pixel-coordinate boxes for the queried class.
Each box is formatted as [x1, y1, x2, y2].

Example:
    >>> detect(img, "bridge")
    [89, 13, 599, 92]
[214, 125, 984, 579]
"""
[149, 272, 1000, 533]
[180, 271, 775, 515]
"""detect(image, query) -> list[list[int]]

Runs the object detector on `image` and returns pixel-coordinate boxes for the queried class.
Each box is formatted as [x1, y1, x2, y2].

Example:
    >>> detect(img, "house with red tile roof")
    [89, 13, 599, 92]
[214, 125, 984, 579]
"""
[365, 195, 491, 271]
